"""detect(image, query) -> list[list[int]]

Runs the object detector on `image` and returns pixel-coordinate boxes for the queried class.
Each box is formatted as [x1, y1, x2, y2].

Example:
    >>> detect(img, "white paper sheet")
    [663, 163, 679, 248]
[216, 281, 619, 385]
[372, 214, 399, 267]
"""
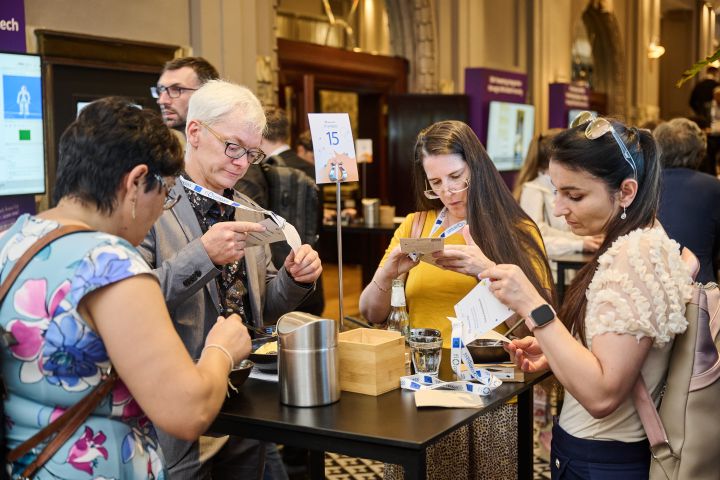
[452, 279, 514, 344]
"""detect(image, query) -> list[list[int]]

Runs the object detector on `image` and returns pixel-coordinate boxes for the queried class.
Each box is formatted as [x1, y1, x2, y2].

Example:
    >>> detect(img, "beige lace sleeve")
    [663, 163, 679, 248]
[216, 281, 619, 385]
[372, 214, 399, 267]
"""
[584, 228, 693, 349]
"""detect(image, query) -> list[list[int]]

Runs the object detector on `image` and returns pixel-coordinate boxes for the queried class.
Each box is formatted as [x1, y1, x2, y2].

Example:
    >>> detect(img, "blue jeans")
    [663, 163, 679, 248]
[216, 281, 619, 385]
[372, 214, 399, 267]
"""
[551, 423, 650, 479]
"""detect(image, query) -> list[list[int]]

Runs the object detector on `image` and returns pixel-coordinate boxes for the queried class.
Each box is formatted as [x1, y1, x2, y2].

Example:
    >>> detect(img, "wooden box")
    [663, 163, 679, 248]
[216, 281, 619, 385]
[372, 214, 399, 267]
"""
[338, 328, 406, 396]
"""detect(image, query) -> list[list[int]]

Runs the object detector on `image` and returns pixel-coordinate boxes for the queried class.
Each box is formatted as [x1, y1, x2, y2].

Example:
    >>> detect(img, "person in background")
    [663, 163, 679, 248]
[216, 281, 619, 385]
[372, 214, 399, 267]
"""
[152, 56, 220, 139]
[2, 97, 251, 479]
[296, 130, 315, 167]
[359, 120, 554, 480]
[513, 130, 603, 268]
[655, 118, 720, 283]
[489, 113, 692, 478]
[689, 66, 719, 121]
[263, 108, 315, 178]
[138, 80, 322, 479]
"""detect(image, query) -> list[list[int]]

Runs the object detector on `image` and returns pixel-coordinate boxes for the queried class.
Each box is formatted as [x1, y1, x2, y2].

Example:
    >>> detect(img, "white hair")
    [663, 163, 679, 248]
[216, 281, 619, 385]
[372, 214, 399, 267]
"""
[186, 79, 266, 135]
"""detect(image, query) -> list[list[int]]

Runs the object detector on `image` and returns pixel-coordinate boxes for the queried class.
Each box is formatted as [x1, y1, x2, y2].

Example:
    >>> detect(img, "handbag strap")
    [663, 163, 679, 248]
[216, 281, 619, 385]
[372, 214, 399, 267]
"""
[410, 211, 427, 239]
[0, 225, 91, 305]
[8, 373, 118, 478]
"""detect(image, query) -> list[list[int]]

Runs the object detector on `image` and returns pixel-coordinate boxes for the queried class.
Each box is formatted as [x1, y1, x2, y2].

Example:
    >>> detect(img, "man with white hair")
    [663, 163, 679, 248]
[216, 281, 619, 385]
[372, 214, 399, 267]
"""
[139, 80, 322, 479]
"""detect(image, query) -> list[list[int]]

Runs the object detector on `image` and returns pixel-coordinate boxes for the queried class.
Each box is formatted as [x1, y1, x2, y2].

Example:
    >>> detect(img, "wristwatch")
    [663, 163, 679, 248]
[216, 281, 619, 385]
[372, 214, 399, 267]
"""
[528, 304, 556, 330]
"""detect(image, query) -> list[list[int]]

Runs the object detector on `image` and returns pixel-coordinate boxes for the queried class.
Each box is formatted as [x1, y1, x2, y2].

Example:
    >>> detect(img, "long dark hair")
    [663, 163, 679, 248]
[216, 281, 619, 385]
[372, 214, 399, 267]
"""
[553, 121, 660, 345]
[413, 121, 556, 307]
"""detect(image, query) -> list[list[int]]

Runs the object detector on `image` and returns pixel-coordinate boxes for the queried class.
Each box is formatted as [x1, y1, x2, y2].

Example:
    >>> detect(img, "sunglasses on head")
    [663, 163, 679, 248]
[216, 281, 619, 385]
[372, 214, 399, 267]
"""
[570, 111, 638, 179]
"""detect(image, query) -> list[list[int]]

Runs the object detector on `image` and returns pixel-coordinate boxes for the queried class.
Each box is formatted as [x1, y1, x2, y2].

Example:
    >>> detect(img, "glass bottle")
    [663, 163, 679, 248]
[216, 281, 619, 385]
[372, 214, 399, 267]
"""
[387, 279, 410, 339]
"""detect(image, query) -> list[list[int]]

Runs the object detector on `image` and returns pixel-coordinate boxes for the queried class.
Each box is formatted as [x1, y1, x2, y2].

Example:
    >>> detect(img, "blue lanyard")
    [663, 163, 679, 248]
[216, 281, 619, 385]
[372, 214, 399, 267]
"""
[428, 207, 467, 238]
[179, 176, 285, 227]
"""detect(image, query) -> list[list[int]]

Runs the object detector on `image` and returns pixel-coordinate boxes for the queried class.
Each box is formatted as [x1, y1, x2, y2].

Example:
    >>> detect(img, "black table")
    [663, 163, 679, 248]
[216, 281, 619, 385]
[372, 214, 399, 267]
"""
[211, 370, 550, 479]
[551, 253, 592, 302]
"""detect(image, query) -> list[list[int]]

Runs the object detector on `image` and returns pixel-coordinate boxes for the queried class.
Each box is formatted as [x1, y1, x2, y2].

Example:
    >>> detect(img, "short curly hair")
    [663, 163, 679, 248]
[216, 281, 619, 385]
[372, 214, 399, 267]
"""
[53, 97, 183, 214]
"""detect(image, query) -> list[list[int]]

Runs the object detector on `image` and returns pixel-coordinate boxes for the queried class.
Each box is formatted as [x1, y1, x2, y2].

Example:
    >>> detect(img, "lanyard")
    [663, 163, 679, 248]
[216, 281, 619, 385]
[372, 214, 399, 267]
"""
[179, 176, 286, 227]
[428, 207, 467, 239]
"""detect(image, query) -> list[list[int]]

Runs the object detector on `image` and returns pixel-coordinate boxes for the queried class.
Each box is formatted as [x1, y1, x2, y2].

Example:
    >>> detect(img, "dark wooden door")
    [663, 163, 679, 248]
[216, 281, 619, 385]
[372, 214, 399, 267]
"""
[387, 94, 469, 216]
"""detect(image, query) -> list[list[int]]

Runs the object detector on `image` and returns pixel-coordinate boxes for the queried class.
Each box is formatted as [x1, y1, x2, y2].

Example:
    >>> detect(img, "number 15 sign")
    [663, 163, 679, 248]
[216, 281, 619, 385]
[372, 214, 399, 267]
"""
[307, 113, 360, 184]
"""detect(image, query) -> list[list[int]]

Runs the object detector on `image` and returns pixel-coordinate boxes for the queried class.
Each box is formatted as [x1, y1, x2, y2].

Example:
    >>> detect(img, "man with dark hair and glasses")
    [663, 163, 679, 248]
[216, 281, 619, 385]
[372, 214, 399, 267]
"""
[152, 56, 220, 134]
[139, 80, 322, 479]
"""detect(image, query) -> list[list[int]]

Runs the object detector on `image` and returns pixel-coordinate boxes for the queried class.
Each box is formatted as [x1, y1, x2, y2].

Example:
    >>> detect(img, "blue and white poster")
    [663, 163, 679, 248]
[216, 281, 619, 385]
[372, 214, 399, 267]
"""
[3, 75, 42, 120]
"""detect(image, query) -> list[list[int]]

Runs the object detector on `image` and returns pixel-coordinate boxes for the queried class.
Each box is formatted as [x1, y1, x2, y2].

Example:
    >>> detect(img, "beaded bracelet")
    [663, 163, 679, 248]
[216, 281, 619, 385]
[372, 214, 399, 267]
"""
[202, 344, 234, 371]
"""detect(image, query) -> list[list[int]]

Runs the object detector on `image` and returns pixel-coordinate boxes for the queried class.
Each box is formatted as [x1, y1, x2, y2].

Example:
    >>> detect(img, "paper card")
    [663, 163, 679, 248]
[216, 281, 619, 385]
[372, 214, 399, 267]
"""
[400, 237, 444, 264]
[245, 218, 286, 247]
[355, 139, 373, 163]
[308, 113, 360, 184]
[244, 218, 301, 252]
[452, 279, 514, 344]
[281, 222, 302, 252]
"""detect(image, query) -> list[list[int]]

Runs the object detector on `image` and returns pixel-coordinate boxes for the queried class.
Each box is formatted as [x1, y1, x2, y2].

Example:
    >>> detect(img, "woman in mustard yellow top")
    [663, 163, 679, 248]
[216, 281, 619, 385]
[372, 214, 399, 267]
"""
[359, 120, 554, 480]
[360, 120, 553, 341]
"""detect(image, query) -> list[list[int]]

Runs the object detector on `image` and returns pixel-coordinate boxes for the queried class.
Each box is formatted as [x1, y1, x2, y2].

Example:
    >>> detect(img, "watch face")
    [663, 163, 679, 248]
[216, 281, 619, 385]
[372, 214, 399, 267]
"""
[532, 304, 555, 326]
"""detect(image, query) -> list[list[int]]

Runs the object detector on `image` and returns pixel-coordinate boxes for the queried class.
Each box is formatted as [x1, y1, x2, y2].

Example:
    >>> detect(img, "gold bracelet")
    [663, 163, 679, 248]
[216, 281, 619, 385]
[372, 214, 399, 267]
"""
[372, 278, 390, 293]
[202, 344, 234, 371]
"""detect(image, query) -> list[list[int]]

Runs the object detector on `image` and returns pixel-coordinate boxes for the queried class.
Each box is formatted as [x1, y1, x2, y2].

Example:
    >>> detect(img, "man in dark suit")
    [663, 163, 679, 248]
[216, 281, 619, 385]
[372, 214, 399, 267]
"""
[139, 80, 322, 479]
[262, 107, 316, 178]
[655, 117, 720, 283]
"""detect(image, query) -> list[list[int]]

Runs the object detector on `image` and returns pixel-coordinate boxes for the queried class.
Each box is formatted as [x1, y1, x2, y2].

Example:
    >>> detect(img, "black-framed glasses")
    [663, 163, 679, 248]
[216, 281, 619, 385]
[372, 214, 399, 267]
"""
[423, 178, 469, 200]
[198, 120, 267, 164]
[153, 174, 181, 210]
[570, 111, 638, 178]
[150, 85, 198, 99]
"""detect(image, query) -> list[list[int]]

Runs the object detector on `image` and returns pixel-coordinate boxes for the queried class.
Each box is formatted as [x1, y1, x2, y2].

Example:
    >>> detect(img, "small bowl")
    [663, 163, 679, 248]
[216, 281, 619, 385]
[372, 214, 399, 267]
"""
[249, 337, 278, 372]
[466, 339, 510, 364]
[229, 359, 254, 388]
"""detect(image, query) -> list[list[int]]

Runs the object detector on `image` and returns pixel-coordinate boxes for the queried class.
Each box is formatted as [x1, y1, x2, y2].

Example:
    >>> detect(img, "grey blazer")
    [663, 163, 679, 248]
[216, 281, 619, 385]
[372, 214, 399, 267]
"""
[137, 183, 312, 476]
[138, 182, 313, 359]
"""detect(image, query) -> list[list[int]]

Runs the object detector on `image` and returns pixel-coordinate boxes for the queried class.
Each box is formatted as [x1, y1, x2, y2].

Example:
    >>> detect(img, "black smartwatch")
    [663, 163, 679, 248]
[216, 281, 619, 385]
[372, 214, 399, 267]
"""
[528, 304, 556, 330]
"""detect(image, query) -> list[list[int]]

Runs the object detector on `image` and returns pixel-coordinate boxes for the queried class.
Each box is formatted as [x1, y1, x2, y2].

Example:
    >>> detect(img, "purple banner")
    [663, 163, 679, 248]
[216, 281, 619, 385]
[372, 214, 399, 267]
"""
[0, 0, 26, 53]
[0, 195, 35, 232]
[548, 83, 590, 128]
[464, 68, 527, 145]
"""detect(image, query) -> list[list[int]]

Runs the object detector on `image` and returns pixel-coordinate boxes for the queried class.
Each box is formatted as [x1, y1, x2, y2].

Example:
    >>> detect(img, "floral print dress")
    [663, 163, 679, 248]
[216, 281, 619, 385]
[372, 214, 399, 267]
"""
[2, 215, 166, 479]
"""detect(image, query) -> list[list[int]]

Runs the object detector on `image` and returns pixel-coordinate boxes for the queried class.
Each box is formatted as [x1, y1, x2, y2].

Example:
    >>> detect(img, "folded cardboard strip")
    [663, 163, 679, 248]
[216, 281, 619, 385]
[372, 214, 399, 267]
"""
[414, 389, 486, 408]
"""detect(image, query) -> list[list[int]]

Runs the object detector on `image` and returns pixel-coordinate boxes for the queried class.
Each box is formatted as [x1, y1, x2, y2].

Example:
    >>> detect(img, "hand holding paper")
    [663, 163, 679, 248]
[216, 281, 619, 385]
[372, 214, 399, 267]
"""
[434, 226, 496, 277]
[452, 278, 514, 344]
[284, 244, 322, 284]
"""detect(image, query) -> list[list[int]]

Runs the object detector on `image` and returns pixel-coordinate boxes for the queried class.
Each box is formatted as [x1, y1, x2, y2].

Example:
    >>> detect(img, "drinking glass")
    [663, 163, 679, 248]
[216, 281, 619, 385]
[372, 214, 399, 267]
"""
[408, 329, 443, 376]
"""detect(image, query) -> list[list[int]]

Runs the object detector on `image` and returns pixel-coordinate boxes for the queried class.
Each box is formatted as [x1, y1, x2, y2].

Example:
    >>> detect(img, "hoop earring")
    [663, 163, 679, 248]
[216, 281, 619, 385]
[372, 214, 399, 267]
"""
[620, 205, 627, 220]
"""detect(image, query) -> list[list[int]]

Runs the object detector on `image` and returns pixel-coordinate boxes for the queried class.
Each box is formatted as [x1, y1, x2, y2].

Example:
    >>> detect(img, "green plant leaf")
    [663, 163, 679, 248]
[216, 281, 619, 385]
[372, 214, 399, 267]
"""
[677, 48, 720, 87]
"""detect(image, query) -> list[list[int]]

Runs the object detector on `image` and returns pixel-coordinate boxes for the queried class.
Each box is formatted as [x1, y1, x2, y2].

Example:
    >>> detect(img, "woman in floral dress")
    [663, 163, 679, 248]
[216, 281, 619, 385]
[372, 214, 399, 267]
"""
[2, 97, 252, 479]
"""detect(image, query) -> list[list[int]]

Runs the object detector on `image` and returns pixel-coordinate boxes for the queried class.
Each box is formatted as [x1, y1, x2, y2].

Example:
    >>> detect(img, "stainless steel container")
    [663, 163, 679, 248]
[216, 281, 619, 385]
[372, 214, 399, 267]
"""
[361, 198, 380, 226]
[277, 312, 340, 407]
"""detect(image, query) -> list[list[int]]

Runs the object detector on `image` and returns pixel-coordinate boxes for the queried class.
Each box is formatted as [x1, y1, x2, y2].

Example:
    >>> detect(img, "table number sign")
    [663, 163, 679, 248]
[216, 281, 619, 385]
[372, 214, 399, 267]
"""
[308, 113, 360, 184]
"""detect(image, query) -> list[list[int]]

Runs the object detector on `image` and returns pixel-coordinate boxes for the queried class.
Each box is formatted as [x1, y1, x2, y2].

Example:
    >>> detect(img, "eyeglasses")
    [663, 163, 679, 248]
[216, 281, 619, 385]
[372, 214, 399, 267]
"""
[570, 111, 638, 178]
[150, 85, 198, 99]
[198, 121, 267, 164]
[154, 174, 181, 210]
[423, 178, 469, 200]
